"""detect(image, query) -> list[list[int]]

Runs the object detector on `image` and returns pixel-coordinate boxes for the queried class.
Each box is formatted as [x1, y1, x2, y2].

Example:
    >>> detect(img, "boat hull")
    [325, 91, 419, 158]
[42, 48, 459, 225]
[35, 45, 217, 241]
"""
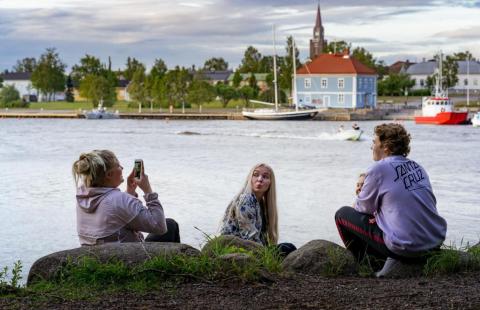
[84, 111, 119, 119]
[242, 110, 319, 120]
[414, 112, 468, 125]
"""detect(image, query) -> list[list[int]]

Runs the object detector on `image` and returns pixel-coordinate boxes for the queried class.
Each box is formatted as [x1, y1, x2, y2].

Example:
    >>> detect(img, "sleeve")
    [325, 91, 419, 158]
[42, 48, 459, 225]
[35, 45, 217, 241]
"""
[235, 195, 262, 243]
[125, 192, 168, 235]
[354, 166, 382, 215]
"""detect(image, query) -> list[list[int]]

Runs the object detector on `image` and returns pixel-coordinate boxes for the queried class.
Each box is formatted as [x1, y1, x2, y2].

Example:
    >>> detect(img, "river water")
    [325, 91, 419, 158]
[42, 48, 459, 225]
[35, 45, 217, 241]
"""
[0, 119, 478, 280]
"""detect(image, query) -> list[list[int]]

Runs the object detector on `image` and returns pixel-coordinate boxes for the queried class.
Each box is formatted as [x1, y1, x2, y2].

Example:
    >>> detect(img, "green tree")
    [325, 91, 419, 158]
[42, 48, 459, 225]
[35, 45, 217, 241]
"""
[0, 85, 20, 105]
[162, 66, 192, 108]
[232, 70, 242, 88]
[150, 58, 168, 80]
[215, 83, 238, 108]
[187, 80, 215, 106]
[203, 57, 229, 71]
[124, 57, 146, 81]
[65, 75, 75, 102]
[128, 67, 148, 105]
[352, 47, 376, 69]
[79, 74, 112, 106]
[238, 46, 262, 73]
[71, 54, 103, 83]
[238, 85, 255, 107]
[13, 57, 37, 72]
[258, 88, 287, 104]
[31, 48, 66, 101]
[323, 40, 351, 54]
[279, 36, 301, 93]
[377, 73, 415, 96]
[428, 54, 459, 91]
[452, 51, 476, 61]
[0, 75, 3, 88]
[248, 73, 259, 96]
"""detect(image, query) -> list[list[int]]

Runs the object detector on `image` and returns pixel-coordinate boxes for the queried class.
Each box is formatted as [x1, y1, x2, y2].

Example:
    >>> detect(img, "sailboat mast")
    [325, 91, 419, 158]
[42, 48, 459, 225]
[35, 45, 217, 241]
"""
[292, 39, 298, 112]
[272, 24, 279, 112]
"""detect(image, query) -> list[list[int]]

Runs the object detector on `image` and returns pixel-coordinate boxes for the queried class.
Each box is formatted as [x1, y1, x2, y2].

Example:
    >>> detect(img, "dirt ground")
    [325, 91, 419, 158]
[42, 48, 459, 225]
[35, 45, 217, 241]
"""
[1, 271, 480, 309]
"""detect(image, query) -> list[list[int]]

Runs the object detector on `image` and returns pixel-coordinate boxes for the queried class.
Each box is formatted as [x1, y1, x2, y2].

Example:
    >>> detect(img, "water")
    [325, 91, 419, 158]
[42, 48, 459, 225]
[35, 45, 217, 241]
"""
[0, 119, 479, 280]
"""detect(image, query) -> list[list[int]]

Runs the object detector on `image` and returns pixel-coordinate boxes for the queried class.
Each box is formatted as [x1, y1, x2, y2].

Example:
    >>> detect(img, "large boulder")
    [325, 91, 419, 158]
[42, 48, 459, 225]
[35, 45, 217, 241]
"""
[282, 240, 357, 276]
[201, 235, 263, 257]
[27, 242, 200, 285]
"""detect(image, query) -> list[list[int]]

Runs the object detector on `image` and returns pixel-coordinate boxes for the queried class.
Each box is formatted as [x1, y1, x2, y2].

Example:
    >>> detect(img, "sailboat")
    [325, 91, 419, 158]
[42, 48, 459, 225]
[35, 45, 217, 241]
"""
[242, 26, 323, 120]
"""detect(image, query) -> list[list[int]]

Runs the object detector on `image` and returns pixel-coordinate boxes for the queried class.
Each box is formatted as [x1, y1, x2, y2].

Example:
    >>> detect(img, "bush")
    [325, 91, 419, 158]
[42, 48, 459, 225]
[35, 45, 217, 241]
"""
[0, 85, 21, 105]
[0, 100, 29, 108]
[409, 89, 431, 96]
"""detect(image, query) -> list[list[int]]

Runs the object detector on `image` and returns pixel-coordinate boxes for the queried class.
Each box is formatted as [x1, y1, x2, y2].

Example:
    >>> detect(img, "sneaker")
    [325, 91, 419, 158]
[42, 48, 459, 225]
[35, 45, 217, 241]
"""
[375, 257, 402, 278]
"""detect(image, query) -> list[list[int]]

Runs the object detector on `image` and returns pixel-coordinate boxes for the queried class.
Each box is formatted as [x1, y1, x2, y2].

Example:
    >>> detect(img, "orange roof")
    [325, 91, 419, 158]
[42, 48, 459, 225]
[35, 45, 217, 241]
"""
[297, 53, 377, 75]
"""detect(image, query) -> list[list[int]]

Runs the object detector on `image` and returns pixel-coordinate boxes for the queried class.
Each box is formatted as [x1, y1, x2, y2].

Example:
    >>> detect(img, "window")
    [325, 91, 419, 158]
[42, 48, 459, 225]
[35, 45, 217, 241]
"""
[420, 79, 425, 87]
[464, 79, 468, 86]
[338, 78, 345, 89]
[304, 78, 311, 89]
[338, 94, 344, 104]
[321, 78, 327, 88]
[305, 95, 311, 103]
[474, 79, 478, 86]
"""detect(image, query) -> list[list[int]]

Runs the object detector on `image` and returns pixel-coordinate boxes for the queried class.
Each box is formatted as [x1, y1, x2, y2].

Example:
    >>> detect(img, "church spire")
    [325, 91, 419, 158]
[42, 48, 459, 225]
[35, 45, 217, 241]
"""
[310, 3, 327, 60]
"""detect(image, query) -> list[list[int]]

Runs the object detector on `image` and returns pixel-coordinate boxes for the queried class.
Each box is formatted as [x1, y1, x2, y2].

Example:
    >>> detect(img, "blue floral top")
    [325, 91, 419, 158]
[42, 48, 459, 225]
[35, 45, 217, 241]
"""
[220, 193, 266, 245]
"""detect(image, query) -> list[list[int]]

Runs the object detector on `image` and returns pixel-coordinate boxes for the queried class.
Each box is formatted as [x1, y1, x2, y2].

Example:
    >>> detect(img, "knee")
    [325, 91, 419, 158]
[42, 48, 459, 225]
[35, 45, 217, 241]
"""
[335, 206, 354, 220]
[165, 218, 179, 230]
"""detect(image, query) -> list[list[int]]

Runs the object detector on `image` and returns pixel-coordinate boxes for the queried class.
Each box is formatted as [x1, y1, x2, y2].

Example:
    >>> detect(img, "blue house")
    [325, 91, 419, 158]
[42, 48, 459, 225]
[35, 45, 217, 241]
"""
[296, 52, 377, 109]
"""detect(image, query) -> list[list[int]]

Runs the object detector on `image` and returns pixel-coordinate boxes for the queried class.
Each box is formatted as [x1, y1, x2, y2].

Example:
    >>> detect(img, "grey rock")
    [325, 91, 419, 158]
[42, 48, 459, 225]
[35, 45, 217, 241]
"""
[201, 235, 262, 256]
[281, 240, 357, 276]
[218, 253, 255, 267]
[27, 242, 200, 285]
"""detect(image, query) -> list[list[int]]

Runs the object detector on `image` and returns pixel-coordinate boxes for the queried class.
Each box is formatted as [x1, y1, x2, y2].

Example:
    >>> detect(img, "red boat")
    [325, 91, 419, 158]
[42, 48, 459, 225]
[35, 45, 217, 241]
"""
[414, 53, 468, 125]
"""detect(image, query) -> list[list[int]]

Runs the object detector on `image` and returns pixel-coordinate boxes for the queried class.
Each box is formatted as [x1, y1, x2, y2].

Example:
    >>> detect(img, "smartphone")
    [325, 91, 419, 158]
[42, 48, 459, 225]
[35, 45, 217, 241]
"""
[134, 159, 143, 179]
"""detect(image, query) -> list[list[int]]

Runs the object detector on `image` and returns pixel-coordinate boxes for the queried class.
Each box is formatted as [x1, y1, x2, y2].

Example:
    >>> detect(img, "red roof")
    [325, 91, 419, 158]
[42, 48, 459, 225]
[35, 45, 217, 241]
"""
[297, 53, 377, 75]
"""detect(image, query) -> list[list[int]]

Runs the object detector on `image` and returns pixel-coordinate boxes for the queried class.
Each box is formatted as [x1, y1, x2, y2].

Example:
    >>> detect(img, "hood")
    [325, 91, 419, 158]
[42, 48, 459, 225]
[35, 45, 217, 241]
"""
[76, 186, 118, 213]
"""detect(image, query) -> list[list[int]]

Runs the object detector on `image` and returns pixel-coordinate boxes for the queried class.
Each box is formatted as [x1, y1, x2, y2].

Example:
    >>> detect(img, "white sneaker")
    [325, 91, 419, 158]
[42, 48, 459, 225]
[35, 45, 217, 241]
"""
[375, 257, 402, 278]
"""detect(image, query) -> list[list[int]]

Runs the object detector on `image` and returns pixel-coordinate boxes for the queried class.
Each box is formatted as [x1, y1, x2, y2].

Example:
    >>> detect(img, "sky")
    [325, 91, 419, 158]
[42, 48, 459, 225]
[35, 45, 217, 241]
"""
[1, 0, 480, 72]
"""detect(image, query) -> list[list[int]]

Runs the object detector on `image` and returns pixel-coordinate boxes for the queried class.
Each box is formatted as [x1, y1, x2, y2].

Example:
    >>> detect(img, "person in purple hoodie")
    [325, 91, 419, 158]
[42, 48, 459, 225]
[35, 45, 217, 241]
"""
[72, 150, 180, 245]
[335, 123, 447, 277]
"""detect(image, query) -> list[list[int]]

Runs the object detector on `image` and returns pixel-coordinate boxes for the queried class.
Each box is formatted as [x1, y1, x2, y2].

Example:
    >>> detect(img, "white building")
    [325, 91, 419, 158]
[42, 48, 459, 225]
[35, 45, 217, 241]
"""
[405, 60, 480, 94]
[0, 72, 37, 99]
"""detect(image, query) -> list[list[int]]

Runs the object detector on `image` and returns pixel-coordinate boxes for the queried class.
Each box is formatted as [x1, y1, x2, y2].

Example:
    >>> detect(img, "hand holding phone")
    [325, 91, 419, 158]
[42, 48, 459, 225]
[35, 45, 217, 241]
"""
[133, 159, 152, 194]
[134, 159, 143, 179]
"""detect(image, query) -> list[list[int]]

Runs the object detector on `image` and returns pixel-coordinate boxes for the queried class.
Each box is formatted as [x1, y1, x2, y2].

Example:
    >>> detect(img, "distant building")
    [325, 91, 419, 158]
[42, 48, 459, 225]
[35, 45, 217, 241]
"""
[0, 72, 37, 97]
[309, 4, 327, 60]
[227, 73, 269, 91]
[296, 51, 377, 109]
[196, 70, 232, 85]
[389, 60, 415, 75]
[405, 60, 480, 93]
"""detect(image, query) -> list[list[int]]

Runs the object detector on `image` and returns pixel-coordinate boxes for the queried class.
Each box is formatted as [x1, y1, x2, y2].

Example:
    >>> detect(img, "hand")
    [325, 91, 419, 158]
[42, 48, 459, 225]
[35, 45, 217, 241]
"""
[126, 169, 138, 196]
[135, 162, 153, 194]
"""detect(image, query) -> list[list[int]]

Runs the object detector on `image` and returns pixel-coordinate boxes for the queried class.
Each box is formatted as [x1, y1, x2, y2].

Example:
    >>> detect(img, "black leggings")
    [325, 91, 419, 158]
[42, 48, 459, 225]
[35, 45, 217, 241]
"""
[145, 218, 181, 243]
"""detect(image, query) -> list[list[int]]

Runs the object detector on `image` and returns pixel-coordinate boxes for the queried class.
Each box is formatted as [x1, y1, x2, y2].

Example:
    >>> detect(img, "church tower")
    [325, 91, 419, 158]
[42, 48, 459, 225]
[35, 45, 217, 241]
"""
[309, 4, 327, 60]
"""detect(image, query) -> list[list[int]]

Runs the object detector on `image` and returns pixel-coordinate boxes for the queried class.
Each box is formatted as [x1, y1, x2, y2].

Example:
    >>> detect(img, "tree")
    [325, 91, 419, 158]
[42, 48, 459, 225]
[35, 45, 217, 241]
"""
[238, 85, 255, 107]
[279, 36, 301, 93]
[352, 47, 376, 69]
[128, 67, 148, 105]
[203, 57, 229, 71]
[232, 70, 242, 88]
[71, 54, 103, 83]
[65, 75, 75, 102]
[79, 74, 112, 106]
[0, 85, 20, 105]
[31, 48, 66, 101]
[150, 58, 168, 80]
[187, 80, 216, 106]
[248, 73, 259, 96]
[124, 57, 146, 81]
[0, 75, 3, 88]
[453, 51, 476, 61]
[323, 40, 351, 54]
[428, 54, 459, 91]
[238, 46, 262, 73]
[13, 57, 37, 72]
[162, 66, 192, 108]
[377, 73, 415, 96]
[215, 83, 238, 108]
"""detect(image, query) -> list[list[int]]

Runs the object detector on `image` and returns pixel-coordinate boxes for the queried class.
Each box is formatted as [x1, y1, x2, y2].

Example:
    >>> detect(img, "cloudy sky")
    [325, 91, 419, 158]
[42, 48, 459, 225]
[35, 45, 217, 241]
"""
[1, 0, 479, 72]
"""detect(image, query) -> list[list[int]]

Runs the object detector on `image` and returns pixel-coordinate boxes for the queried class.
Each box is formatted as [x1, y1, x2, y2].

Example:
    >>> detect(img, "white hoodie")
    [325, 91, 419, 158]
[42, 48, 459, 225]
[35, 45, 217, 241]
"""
[76, 186, 167, 245]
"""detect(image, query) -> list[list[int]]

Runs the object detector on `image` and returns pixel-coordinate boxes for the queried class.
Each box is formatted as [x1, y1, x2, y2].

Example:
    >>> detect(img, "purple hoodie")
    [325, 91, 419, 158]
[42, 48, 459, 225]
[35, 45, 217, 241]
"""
[355, 155, 447, 256]
[76, 186, 167, 245]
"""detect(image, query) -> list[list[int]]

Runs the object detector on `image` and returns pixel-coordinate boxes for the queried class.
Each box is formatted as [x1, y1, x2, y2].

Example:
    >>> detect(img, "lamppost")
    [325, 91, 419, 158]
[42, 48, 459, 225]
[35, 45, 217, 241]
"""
[467, 55, 470, 106]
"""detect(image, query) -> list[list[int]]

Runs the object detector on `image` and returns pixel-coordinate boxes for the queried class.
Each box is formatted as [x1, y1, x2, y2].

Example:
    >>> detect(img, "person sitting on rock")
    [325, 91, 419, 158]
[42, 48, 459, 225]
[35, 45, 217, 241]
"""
[220, 163, 296, 257]
[72, 150, 180, 245]
[334, 123, 447, 277]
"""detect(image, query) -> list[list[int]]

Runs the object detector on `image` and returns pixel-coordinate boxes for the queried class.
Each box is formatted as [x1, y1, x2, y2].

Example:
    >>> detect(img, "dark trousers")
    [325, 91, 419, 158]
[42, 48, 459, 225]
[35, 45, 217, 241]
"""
[277, 242, 297, 257]
[145, 218, 181, 243]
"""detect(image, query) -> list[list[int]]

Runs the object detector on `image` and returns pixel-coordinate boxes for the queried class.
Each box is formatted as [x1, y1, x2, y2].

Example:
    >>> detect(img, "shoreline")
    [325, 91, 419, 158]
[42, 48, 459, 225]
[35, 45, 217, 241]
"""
[0, 109, 417, 121]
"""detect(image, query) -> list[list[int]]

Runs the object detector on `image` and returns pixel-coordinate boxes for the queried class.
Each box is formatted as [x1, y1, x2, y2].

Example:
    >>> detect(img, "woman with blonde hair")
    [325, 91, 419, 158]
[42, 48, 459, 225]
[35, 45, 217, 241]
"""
[72, 150, 180, 245]
[220, 163, 296, 256]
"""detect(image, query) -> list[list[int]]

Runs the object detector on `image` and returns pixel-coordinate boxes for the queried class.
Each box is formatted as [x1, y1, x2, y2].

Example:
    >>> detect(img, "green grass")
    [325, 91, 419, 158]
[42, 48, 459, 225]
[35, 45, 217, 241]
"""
[423, 243, 480, 276]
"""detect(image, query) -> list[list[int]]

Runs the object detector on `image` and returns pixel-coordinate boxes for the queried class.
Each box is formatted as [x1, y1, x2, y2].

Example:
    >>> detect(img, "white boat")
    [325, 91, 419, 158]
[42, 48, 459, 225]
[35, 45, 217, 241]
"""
[242, 26, 322, 121]
[335, 129, 363, 141]
[84, 101, 119, 119]
[472, 112, 480, 127]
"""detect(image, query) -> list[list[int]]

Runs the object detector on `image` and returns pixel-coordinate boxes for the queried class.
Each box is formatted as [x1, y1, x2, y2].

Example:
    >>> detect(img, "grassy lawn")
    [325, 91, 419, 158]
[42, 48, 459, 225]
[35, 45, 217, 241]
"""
[377, 96, 423, 103]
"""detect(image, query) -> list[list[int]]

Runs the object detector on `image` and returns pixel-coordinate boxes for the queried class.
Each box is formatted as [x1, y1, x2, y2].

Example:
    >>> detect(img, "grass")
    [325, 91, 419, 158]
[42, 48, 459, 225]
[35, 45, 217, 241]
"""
[423, 243, 480, 276]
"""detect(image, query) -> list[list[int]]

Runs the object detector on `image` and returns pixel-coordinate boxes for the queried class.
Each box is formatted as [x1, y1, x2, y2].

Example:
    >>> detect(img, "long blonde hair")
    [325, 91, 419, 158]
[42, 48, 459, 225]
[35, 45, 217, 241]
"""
[72, 150, 118, 187]
[223, 163, 278, 245]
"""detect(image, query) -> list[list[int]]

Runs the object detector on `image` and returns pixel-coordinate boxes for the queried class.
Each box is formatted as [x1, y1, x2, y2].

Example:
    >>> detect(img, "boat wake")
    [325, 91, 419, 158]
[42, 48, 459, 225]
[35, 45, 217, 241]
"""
[175, 130, 363, 141]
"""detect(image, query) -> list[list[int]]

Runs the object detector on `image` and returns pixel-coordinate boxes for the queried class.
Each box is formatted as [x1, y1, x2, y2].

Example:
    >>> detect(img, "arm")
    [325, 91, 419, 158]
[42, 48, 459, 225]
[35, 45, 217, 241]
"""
[126, 192, 168, 235]
[354, 170, 381, 215]
[235, 195, 262, 244]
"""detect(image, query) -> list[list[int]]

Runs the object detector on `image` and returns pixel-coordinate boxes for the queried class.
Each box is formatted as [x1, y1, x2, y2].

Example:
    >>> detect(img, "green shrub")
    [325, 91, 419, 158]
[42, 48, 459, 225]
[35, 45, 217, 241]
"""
[0, 85, 21, 105]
